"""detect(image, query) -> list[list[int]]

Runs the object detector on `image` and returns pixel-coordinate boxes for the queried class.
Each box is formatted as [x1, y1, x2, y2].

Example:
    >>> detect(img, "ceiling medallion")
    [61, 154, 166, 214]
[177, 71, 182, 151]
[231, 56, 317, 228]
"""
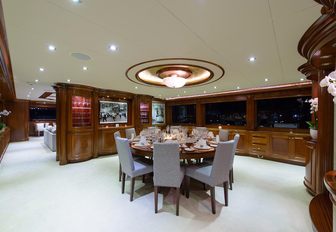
[126, 58, 225, 88]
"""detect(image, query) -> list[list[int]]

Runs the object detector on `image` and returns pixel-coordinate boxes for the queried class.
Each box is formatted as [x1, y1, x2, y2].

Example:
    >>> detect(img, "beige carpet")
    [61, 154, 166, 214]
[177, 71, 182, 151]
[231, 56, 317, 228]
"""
[0, 137, 312, 232]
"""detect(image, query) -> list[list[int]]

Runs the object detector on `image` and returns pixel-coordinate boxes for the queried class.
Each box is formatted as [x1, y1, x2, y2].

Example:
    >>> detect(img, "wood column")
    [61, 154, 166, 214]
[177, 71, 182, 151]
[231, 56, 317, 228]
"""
[246, 95, 255, 130]
[316, 70, 334, 193]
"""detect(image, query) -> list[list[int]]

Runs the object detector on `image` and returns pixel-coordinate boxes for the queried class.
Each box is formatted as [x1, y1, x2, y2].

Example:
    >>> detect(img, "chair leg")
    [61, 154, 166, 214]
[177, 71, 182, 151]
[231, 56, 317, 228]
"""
[210, 187, 216, 214]
[203, 183, 207, 190]
[142, 175, 145, 183]
[229, 169, 233, 190]
[185, 176, 190, 198]
[121, 173, 126, 194]
[223, 181, 229, 206]
[231, 169, 234, 183]
[119, 163, 122, 182]
[154, 186, 158, 213]
[176, 187, 180, 216]
[130, 177, 135, 201]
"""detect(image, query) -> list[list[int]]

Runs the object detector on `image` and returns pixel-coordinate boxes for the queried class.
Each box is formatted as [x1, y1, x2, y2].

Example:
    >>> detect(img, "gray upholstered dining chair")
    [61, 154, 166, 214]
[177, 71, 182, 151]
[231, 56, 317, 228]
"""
[185, 140, 235, 214]
[125, 128, 136, 140]
[115, 136, 153, 201]
[229, 134, 240, 190]
[219, 129, 229, 141]
[114, 131, 123, 182]
[153, 142, 185, 216]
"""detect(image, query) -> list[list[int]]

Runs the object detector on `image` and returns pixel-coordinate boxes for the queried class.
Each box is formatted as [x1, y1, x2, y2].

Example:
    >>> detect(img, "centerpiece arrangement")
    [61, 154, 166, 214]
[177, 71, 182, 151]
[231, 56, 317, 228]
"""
[320, 70, 336, 103]
[0, 109, 11, 130]
[306, 98, 318, 139]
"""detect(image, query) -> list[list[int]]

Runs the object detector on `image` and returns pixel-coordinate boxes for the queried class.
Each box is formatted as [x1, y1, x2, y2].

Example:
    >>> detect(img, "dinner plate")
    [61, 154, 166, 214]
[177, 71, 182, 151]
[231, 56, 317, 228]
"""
[133, 143, 149, 147]
[194, 145, 211, 150]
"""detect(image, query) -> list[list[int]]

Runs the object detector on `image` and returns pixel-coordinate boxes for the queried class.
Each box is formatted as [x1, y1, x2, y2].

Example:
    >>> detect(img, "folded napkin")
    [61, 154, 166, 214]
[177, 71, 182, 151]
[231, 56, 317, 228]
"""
[139, 136, 148, 146]
[215, 135, 220, 143]
[208, 131, 214, 139]
[196, 139, 207, 148]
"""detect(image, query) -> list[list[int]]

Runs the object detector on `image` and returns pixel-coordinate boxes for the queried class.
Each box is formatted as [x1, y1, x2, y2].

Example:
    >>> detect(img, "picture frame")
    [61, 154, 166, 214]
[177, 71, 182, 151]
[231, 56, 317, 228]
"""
[99, 100, 128, 124]
[152, 102, 165, 124]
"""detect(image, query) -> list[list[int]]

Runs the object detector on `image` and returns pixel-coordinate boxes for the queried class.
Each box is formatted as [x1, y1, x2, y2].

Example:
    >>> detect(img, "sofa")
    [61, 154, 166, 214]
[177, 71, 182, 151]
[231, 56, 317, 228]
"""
[44, 127, 56, 152]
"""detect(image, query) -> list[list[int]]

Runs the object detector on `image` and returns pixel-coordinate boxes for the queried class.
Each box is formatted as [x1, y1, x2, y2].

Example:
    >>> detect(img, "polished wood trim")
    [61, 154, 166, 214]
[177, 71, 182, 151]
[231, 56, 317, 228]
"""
[324, 171, 336, 205]
[309, 193, 332, 232]
[4, 99, 29, 142]
[0, 0, 15, 101]
[0, 127, 10, 163]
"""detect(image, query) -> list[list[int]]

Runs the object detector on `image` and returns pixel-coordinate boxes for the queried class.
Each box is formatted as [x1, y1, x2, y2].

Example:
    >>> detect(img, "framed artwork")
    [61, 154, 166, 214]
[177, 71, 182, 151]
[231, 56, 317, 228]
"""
[99, 101, 128, 124]
[152, 102, 165, 124]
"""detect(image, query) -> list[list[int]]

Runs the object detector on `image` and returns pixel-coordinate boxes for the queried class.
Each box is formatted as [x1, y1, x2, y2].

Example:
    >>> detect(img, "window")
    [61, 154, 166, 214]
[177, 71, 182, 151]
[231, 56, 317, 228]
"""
[172, 104, 196, 124]
[256, 96, 310, 129]
[205, 101, 246, 126]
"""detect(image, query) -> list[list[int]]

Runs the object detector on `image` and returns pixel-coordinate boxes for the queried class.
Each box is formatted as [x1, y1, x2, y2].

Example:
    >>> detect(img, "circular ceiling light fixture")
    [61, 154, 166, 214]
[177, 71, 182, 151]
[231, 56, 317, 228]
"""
[126, 58, 224, 88]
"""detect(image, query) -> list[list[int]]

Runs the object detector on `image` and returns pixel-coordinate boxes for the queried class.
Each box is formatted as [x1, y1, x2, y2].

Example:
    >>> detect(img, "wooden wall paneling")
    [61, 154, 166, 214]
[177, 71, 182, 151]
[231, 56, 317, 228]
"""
[289, 136, 307, 163]
[228, 130, 249, 154]
[55, 85, 67, 164]
[92, 91, 99, 158]
[4, 99, 29, 142]
[246, 95, 256, 130]
[0, 0, 15, 101]
[0, 127, 10, 163]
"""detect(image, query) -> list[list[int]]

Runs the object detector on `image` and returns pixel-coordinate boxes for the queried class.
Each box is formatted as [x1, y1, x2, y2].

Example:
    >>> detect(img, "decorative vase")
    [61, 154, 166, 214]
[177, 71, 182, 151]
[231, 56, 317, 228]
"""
[310, 129, 318, 140]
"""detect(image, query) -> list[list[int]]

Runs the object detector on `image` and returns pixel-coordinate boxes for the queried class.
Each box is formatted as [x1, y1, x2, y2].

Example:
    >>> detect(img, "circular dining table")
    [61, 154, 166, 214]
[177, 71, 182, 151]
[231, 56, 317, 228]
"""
[130, 142, 216, 160]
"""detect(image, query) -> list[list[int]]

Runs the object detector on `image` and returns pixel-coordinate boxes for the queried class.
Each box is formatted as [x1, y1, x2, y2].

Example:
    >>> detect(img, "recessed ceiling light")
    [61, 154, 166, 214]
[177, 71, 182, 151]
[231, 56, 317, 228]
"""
[177, 94, 180, 97]
[203, 90, 207, 94]
[183, 91, 186, 94]
[237, 86, 240, 90]
[31, 87, 34, 90]
[214, 86, 217, 89]
[135, 86, 138, 89]
[35, 79, 39, 83]
[83, 66, 88, 71]
[67, 79, 71, 83]
[39, 67, 44, 72]
[48, 45, 56, 51]
[108, 44, 118, 51]
[300, 78, 305, 81]
[159, 94, 162, 97]
[72, 0, 81, 3]
[248, 56, 256, 62]
[264, 78, 269, 82]
[27, 95, 30, 97]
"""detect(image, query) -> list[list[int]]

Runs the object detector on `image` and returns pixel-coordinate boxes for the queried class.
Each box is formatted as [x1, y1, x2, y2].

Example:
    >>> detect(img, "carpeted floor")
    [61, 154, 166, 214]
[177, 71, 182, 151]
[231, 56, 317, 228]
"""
[0, 137, 312, 232]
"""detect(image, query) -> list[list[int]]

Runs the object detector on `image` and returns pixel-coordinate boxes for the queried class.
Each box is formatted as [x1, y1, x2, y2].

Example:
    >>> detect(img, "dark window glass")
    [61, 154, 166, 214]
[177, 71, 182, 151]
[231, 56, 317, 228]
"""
[172, 104, 196, 124]
[205, 101, 246, 126]
[29, 107, 56, 120]
[257, 97, 310, 129]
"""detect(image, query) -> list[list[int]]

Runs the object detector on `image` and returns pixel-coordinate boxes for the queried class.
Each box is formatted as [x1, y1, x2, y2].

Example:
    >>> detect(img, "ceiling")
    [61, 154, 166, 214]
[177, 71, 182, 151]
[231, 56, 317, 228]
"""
[2, 0, 321, 100]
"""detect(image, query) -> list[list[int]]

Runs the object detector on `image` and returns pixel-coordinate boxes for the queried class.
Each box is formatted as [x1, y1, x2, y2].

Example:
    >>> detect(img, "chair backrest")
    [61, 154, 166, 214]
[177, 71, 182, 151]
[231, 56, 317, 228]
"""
[232, 134, 240, 165]
[153, 142, 181, 188]
[210, 140, 235, 185]
[114, 131, 121, 140]
[219, 129, 229, 141]
[233, 134, 240, 152]
[125, 128, 136, 139]
[115, 137, 134, 176]
[36, 123, 45, 131]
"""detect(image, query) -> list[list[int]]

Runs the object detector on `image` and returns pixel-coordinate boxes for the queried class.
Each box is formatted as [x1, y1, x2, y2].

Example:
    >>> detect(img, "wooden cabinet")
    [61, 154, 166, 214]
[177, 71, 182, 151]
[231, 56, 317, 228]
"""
[228, 130, 249, 154]
[304, 139, 317, 195]
[0, 127, 10, 163]
[98, 127, 128, 155]
[249, 132, 270, 157]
